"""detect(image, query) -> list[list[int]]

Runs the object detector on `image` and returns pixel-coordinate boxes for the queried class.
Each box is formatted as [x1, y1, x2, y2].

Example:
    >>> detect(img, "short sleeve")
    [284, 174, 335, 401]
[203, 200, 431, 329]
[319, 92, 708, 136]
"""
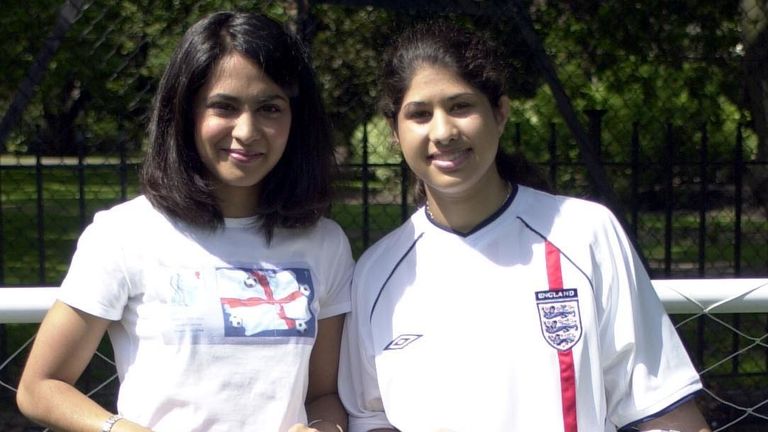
[57, 210, 131, 321]
[338, 268, 395, 432]
[594, 210, 703, 428]
[316, 219, 354, 320]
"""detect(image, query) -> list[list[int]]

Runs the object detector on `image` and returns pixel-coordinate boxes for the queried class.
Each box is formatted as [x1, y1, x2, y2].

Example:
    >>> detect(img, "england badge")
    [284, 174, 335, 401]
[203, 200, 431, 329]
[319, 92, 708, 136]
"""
[535, 288, 582, 351]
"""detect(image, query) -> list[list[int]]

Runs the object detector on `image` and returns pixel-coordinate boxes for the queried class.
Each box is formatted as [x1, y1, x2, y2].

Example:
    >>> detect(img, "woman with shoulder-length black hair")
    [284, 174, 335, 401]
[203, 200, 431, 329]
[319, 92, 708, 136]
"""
[142, 11, 335, 240]
[18, 11, 351, 432]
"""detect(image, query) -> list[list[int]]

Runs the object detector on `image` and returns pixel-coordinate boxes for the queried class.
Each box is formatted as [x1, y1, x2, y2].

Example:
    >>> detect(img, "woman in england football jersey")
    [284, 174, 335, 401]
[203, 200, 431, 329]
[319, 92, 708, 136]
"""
[339, 21, 711, 432]
[17, 12, 351, 432]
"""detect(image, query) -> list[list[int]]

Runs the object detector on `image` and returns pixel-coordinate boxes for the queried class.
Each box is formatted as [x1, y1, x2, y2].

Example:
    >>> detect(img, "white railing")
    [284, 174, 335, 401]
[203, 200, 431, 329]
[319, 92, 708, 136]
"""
[2, 279, 768, 431]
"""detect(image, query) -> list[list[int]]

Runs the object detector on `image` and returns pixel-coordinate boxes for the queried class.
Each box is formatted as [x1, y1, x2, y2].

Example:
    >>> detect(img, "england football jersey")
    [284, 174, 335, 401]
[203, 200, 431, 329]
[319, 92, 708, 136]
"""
[339, 185, 702, 432]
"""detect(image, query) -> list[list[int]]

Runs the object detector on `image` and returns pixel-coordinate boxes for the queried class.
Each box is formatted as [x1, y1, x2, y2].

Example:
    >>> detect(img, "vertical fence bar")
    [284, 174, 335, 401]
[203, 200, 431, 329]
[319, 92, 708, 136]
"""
[36, 147, 45, 284]
[698, 125, 708, 275]
[548, 122, 557, 188]
[585, 109, 606, 161]
[630, 122, 639, 238]
[78, 133, 87, 231]
[400, 158, 408, 223]
[361, 121, 370, 249]
[663, 124, 674, 277]
[119, 129, 127, 202]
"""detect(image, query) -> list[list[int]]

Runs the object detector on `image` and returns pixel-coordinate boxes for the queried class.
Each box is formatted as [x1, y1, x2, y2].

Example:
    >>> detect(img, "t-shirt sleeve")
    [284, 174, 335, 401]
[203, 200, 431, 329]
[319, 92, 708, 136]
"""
[316, 220, 354, 320]
[57, 210, 130, 321]
[339, 269, 395, 432]
[594, 209, 703, 428]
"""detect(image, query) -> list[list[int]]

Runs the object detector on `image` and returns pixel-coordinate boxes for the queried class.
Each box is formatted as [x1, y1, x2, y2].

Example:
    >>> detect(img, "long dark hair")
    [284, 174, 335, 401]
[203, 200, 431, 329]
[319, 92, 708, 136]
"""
[141, 11, 334, 240]
[380, 21, 549, 203]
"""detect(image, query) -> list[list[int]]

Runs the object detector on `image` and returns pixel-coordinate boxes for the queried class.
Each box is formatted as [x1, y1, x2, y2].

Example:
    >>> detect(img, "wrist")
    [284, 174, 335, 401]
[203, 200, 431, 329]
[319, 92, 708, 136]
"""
[101, 414, 124, 432]
[308, 419, 344, 432]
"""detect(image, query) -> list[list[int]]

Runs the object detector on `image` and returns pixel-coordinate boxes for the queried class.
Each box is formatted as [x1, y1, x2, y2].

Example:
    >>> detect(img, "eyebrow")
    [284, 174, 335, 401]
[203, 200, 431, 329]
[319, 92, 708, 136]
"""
[207, 93, 289, 104]
[402, 92, 476, 109]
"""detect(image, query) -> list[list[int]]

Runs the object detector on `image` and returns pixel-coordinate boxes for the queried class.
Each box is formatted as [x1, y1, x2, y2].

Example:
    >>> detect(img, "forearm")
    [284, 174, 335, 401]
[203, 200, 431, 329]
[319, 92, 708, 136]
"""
[17, 378, 147, 432]
[306, 392, 347, 432]
[636, 399, 711, 432]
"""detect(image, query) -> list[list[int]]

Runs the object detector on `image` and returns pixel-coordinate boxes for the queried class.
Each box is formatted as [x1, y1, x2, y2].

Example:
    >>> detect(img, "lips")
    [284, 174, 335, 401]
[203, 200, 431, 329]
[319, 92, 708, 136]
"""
[224, 148, 264, 163]
[428, 148, 472, 171]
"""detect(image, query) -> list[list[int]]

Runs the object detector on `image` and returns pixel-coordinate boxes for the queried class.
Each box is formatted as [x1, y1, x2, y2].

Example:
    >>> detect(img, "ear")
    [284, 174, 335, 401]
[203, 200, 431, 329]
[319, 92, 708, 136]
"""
[494, 95, 511, 135]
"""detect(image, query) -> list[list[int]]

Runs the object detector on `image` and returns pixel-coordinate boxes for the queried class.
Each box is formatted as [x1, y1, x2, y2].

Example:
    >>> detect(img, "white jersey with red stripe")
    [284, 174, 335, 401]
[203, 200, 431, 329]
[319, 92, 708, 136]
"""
[339, 185, 703, 432]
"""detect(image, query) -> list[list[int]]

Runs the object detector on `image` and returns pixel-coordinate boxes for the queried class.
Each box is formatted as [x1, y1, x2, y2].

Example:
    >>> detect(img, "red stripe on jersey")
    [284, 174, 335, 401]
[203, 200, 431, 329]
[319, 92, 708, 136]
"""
[545, 241, 578, 432]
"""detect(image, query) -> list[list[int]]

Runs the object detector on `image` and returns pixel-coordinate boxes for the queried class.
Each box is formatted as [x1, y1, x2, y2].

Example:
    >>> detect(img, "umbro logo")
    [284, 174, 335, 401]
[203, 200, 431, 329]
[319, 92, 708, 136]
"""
[384, 334, 422, 350]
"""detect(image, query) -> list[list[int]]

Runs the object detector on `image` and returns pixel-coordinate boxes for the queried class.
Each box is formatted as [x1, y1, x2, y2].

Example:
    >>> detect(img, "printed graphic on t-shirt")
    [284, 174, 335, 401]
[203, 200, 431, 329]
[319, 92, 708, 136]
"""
[163, 266, 316, 344]
[535, 289, 582, 351]
[218, 267, 316, 338]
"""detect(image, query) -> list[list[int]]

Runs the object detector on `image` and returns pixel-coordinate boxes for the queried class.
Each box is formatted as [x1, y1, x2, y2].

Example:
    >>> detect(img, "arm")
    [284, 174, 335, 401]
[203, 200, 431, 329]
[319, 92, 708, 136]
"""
[303, 314, 348, 432]
[16, 301, 150, 432]
[635, 399, 711, 432]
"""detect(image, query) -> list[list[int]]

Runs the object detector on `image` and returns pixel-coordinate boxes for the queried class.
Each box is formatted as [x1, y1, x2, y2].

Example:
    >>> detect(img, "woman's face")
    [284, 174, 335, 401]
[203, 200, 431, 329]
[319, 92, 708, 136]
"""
[194, 52, 292, 207]
[394, 64, 508, 201]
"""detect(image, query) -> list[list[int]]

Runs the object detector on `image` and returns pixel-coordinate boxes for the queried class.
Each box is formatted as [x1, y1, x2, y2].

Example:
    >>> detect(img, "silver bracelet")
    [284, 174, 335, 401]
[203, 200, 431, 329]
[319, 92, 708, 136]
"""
[100, 414, 124, 432]
[307, 419, 343, 432]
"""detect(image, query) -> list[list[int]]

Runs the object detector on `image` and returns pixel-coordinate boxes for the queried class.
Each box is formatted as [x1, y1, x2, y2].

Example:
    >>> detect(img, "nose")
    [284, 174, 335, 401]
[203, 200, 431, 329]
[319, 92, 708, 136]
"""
[429, 110, 458, 145]
[232, 111, 261, 145]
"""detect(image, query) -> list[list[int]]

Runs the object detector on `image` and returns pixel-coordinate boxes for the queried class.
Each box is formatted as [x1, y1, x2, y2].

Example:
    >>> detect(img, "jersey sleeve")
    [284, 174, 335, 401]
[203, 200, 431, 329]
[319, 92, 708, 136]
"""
[316, 219, 354, 320]
[57, 209, 131, 321]
[339, 268, 395, 432]
[593, 209, 703, 428]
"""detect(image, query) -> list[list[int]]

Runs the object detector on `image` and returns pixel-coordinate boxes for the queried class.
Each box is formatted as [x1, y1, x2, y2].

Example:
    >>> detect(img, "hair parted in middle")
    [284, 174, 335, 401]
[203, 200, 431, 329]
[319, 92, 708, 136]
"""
[380, 20, 549, 203]
[141, 11, 334, 240]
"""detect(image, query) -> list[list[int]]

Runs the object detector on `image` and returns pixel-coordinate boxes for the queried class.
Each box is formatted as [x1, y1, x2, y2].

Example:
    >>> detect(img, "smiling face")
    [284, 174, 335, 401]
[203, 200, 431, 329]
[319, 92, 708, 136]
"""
[394, 64, 509, 202]
[194, 52, 292, 216]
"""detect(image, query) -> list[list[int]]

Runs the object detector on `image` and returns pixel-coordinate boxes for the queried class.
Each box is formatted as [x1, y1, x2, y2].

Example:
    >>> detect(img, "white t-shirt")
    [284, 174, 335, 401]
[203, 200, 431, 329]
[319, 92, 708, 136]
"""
[339, 185, 702, 432]
[58, 196, 353, 432]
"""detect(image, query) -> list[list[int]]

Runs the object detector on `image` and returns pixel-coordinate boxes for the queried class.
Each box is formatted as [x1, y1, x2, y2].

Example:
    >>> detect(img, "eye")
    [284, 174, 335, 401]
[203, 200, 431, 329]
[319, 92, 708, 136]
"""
[451, 101, 472, 113]
[207, 101, 238, 115]
[258, 104, 283, 114]
[404, 109, 432, 122]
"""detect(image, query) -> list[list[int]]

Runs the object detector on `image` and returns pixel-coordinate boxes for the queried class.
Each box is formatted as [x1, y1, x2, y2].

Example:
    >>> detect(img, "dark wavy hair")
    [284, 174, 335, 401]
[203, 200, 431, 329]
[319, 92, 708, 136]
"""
[380, 21, 549, 203]
[141, 11, 334, 241]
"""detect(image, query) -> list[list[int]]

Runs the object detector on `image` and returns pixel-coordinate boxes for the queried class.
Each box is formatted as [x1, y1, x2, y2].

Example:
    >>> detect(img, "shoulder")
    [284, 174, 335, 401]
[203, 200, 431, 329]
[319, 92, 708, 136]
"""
[354, 214, 421, 285]
[515, 186, 619, 242]
[83, 195, 172, 242]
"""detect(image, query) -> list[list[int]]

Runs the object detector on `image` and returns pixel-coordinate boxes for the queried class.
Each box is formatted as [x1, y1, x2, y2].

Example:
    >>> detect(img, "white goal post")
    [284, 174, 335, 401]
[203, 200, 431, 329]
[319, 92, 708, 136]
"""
[1, 279, 767, 324]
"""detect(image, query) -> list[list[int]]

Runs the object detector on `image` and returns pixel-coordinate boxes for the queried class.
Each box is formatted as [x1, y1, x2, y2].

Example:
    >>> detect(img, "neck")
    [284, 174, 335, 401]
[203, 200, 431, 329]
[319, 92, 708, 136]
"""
[425, 178, 511, 233]
[215, 184, 259, 218]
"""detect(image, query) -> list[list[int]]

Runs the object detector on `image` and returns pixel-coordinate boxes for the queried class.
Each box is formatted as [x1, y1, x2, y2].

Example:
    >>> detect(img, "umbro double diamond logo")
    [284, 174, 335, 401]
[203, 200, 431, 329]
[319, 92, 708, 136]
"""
[384, 334, 423, 350]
